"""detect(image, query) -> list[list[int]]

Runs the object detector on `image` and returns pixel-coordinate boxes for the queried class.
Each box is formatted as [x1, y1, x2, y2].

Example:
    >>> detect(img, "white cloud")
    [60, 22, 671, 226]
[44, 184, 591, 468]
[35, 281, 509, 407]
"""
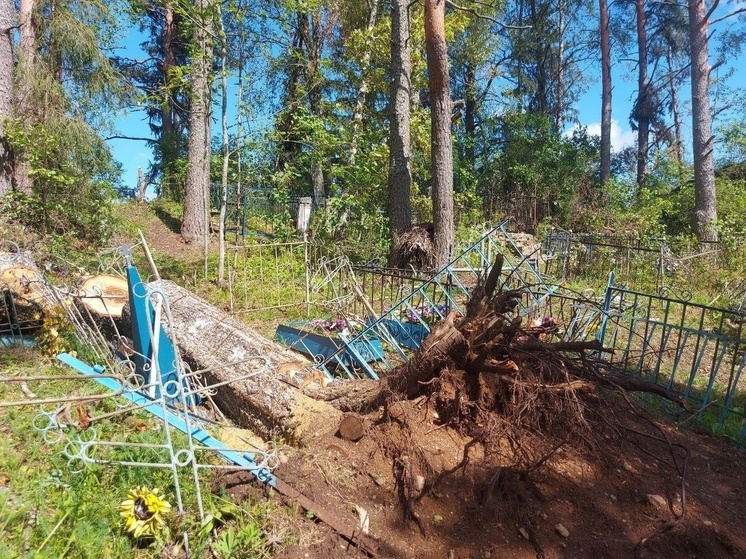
[583, 119, 636, 152]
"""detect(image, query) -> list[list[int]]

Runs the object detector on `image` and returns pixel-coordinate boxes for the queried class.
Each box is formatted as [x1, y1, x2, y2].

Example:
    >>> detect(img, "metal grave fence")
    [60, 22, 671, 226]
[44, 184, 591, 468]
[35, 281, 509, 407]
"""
[519, 272, 746, 443]
[306, 220, 558, 380]
[595, 277, 746, 441]
[0, 243, 284, 554]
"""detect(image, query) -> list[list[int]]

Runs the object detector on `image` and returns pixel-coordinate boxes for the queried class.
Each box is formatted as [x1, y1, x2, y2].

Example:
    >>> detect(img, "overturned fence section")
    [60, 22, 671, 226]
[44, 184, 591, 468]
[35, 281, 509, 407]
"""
[311, 220, 558, 379]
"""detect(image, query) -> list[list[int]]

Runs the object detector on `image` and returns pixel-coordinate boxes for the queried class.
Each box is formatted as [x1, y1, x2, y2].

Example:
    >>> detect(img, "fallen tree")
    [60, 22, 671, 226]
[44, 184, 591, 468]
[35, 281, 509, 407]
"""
[153, 280, 342, 443]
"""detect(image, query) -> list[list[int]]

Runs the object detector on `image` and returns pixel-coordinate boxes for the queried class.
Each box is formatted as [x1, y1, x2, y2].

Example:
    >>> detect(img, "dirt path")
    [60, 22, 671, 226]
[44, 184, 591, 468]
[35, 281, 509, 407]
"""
[113, 202, 213, 264]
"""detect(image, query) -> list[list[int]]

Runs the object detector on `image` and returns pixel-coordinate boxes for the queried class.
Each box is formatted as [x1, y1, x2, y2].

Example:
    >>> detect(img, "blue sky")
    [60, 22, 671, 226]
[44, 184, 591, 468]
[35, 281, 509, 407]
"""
[107, 9, 744, 193]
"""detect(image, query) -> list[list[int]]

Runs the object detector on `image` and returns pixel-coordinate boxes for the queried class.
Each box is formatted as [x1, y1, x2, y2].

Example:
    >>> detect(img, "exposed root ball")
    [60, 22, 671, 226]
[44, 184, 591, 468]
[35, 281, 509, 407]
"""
[391, 224, 434, 271]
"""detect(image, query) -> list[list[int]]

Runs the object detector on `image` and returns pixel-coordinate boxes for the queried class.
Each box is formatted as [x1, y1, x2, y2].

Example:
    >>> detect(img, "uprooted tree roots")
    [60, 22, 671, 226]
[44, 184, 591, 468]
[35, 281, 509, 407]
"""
[313, 255, 690, 557]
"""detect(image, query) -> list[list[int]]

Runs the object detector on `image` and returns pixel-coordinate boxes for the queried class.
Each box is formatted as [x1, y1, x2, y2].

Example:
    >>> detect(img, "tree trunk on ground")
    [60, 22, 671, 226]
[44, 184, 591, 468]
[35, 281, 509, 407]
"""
[154, 280, 342, 443]
[182, 0, 213, 245]
[599, 0, 612, 186]
[388, 0, 413, 244]
[688, 0, 718, 242]
[0, 0, 13, 197]
[634, 0, 649, 190]
[424, 0, 454, 269]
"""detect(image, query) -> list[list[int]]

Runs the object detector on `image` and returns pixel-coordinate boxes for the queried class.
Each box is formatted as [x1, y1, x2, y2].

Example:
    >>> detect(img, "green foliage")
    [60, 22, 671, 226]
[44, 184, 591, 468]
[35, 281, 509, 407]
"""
[2, 120, 117, 249]
[482, 111, 600, 229]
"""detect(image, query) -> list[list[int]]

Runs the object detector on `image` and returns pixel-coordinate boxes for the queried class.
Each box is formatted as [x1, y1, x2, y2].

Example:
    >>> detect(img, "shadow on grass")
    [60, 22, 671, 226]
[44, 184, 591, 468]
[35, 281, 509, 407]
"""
[155, 206, 182, 235]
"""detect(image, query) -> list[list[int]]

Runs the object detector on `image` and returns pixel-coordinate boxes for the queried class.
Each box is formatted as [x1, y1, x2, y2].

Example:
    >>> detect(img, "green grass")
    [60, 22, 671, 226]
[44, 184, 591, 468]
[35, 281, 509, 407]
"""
[0, 348, 287, 558]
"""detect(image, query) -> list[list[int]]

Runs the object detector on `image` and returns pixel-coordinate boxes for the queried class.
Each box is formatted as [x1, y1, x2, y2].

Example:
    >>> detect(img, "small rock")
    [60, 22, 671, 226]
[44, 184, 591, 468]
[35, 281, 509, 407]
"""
[483, 552, 491, 558]
[555, 523, 570, 538]
[374, 476, 385, 487]
[609, 493, 617, 501]
[414, 475, 425, 492]
[559, 542, 567, 549]
[519, 527, 530, 540]
[647, 494, 667, 508]
[432, 514, 443, 526]
[448, 549, 455, 559]
[540, 512, 548, 521]
[703, 520, 713, 527]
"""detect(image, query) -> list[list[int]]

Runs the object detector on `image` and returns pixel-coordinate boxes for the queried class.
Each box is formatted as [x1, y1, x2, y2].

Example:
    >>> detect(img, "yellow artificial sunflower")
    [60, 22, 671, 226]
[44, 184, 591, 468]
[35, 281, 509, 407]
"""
[120, 486, 172, 538]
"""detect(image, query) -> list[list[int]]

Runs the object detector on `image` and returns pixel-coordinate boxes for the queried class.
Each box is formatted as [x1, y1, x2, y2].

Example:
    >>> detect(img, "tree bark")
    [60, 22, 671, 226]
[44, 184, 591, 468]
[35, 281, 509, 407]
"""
[634, 0, 649, 190]
[153, 280, 342, 442]
[555, 0, 566, 131]
[13, 0, 35, 195]
[160, 3, 180, 199]
[388, 0, 413, 241]
[182, 0, 213, 245]
[0, 0, 13, 197]
[424, 0, 454, 269]
[599, 0, 612, 186]
[688, 0, 718, 241]
[464, 61, 476, 164]
[667, 44, 683, 169]
[217, 4, 229, 286]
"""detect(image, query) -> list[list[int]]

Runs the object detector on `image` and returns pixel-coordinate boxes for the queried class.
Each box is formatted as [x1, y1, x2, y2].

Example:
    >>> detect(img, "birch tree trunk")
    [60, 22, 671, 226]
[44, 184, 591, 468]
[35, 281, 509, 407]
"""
[424, 0, 454, 269]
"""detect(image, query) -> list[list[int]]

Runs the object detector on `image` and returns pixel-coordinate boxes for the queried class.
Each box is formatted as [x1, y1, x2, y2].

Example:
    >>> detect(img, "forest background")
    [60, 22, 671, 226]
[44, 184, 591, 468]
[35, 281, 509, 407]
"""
[2, 0, 746, 269]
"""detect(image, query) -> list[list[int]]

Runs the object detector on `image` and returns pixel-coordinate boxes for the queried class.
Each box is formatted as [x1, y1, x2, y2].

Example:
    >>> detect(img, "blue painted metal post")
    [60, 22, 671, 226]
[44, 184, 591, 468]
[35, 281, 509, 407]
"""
[126, 264, 184, 403]
[596, 272, 615, 357]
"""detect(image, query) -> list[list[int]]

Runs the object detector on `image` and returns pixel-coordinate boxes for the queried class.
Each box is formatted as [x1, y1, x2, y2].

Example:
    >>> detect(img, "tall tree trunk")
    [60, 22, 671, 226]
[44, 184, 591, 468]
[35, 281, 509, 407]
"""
[388, 0, 413, 240]
[667, 44, 683, 169]
[182, 0, 213, 245]
[634, 0, 649, 190]
[464, 61, 476, 164]
[13, 0, 35, 194]
[599, 0, 612, 186]
[424, 0, 454, 269]
[0, 0, 12, 197]
[217, 5, 229, 285]
[555, 0, 566, 131]
[304, 12, 326, 208]
[688, 0, 717, 241]
[349, 0, 380, 165]
[161, 3, 179, 199]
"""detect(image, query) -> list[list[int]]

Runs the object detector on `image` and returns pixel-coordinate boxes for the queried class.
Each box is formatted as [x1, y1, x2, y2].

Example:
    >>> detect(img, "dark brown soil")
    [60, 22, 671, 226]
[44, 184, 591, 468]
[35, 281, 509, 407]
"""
[266, 398, 746, 559]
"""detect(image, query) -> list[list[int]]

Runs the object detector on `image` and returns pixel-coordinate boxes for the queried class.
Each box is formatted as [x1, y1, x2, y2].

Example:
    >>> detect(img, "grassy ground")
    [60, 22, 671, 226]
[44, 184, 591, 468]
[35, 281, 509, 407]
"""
[0, 347, 289, 559]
